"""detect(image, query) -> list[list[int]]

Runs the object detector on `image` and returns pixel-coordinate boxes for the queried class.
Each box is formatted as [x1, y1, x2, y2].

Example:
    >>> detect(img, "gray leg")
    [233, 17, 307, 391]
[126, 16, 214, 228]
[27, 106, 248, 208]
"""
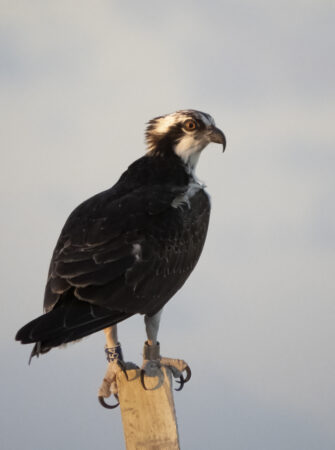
[104, 325, 118, 348]
[142, 308, 191, 391]
[144, 309, 163, 346]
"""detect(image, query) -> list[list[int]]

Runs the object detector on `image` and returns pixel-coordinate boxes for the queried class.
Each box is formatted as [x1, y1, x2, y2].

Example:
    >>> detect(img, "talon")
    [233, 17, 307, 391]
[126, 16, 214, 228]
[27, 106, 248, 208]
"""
[174, 375, 185, 391]
[140, 369, 148, 390]
[117, 360, 128, 380]
[183, 365, 192, 383]
[98, 394, 119, 409]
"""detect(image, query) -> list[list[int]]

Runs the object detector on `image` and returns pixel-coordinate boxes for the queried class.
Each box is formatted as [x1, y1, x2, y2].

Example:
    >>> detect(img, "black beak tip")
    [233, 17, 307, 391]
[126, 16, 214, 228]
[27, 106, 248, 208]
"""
[222, 134, 227, 152]
[209, 127, 226, 152]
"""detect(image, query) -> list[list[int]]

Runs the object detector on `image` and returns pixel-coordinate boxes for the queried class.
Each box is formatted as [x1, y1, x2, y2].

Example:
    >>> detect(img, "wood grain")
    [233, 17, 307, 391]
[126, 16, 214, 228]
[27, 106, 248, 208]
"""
[117, 367, 180, 450]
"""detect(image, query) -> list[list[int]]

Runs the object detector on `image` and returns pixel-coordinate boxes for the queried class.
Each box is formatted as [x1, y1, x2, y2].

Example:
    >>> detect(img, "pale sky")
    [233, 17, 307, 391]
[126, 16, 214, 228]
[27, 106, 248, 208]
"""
[1, 1, 335, 449]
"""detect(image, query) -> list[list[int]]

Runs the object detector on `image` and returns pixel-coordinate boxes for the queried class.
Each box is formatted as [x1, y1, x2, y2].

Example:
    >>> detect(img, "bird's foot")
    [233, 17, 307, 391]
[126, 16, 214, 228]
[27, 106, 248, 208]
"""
[160, 356, 192, 391]
[141, 341, 192, 391]
[98, 343, 138, 409]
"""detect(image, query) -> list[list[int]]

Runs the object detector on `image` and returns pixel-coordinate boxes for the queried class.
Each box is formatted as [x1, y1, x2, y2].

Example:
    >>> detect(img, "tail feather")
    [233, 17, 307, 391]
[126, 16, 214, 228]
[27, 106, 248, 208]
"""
[16, 297, 131, 360]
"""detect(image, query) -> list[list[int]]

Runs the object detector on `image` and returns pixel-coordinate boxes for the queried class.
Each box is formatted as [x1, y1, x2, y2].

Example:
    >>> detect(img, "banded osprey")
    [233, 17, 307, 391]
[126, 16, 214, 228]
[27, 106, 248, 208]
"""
[16, 110, 226, 402]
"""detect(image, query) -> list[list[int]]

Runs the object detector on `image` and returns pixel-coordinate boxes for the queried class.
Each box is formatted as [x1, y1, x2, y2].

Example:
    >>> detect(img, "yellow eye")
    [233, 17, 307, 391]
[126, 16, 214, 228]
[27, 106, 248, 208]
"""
[183, 119, 197, 131]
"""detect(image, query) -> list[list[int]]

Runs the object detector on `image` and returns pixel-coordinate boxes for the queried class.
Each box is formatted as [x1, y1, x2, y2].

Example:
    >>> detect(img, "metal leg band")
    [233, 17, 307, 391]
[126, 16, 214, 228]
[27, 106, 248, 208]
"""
[143, 341, 160, 360]
[105, 343, 123, 362]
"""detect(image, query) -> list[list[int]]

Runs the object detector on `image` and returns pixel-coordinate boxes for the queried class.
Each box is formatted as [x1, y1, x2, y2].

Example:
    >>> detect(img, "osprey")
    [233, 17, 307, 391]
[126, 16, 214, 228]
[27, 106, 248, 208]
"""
[16, 109, 226, 404]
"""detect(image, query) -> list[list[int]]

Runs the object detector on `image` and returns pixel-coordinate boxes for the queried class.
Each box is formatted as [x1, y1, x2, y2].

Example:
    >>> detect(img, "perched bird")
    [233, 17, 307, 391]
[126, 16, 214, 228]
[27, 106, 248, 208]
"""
[16, 109, 226, 403]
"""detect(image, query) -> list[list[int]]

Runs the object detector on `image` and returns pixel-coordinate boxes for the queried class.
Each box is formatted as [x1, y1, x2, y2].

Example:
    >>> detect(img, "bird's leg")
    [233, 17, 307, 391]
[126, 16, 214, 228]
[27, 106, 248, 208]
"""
[141, 310, 162, 375]
[141, 310, 191, 391]
[104, 325, 124, 365]
[145, 309, 162, 350]
[104, 324, 118, 347]
[98, 325, 137, 409]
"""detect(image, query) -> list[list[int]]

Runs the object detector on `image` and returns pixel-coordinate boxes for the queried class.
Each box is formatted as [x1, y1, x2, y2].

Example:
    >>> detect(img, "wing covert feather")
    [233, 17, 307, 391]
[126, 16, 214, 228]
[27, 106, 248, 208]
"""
[44, 182, 210, 317]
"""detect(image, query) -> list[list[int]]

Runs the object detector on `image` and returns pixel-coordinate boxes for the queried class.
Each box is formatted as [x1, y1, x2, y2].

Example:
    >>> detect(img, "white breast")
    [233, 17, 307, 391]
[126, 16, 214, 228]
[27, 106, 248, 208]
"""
[171, 181, 205, 209]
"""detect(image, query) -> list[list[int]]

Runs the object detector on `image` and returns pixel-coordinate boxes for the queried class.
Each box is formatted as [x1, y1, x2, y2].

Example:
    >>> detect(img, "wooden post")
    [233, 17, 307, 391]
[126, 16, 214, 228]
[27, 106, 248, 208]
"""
[117, 367, 180, 450]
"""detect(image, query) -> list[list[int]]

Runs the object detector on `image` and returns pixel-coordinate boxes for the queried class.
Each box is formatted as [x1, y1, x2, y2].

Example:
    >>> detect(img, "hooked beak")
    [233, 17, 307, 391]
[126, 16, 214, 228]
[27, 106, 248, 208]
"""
[208, 126, 226, 152]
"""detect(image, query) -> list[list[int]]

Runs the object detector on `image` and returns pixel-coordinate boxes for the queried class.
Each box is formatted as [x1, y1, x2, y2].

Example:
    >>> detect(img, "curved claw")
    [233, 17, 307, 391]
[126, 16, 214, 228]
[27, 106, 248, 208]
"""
[174, 374, 185, 391]
[98, 394, 119, 409]
[140, 368, 164, 391]
[140, 369, 148, 391]
[117, 360, 129, 380]
[183, 365, 192, 383]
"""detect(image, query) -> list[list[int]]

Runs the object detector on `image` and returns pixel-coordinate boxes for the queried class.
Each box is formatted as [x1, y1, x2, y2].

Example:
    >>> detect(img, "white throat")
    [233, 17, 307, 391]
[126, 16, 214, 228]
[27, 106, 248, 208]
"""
[174, 136, 208, 171]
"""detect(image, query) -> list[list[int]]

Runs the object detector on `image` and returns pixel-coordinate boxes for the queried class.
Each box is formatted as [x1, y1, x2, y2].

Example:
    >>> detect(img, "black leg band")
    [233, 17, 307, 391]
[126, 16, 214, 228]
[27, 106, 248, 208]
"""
[105, 343, 123, 362]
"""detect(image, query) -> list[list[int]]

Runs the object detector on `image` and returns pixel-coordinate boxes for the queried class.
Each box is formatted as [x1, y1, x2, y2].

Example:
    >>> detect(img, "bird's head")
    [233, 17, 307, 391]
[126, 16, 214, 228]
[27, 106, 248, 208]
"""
[145, 110, 226, 171]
